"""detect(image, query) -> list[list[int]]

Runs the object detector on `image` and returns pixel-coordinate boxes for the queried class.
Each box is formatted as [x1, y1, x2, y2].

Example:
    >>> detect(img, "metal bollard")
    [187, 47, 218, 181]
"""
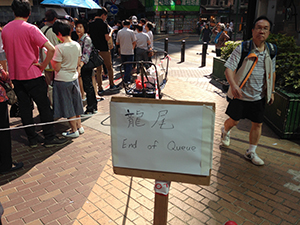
[201, 42, 208, 67]
[164, 38, 168, 56]
[181, 40, 185, 62]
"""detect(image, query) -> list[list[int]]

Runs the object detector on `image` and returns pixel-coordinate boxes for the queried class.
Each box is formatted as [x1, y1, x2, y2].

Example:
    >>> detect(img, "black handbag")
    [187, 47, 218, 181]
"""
[82, 36, 104, 70]
[0, 81, 18, 105]
[85, 48, 104, 70]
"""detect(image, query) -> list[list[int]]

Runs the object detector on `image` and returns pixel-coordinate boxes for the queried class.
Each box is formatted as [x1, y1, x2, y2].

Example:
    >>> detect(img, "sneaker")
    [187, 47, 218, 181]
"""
[221, 126, 230, 147]
[93, 109, 98, 114]
[244, 151, 264, 166]
[97, 97, 105, 102]
[62, 130, 79, 138]
[78, 127, 84, 134]
[81, 111, 94, 117]
[110, 84, 120, 89]
[1, 162, 24, 174]
[29, 135, 44, 148]
[44, 136, 69, 148]
[98, 90, 104, 96]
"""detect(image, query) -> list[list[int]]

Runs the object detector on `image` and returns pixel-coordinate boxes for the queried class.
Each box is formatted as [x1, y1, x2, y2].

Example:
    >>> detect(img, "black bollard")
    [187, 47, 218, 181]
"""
[164, 38, 168, 56]
[181, 40, 185, 62]
[201, 42, 208, 67]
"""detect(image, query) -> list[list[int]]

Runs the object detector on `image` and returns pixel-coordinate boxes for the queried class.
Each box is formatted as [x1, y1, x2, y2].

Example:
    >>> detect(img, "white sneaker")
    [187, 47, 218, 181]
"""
[78, 127, 84, 134]
[62, 130, 79, 138]
[221, 126, 230, 147]
[244, 151, 264, 166]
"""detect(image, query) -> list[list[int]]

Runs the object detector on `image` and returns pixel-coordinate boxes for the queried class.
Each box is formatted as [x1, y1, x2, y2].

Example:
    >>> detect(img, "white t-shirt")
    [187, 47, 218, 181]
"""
[147, 31, 153, 48]
[53, 41, 81, 82]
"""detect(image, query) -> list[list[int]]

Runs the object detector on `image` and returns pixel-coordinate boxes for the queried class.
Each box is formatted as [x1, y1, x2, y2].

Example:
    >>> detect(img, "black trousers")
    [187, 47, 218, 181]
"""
[81, 66, 97, 112]
[0, 102, 12, 172]
[12, 76, 55, 142]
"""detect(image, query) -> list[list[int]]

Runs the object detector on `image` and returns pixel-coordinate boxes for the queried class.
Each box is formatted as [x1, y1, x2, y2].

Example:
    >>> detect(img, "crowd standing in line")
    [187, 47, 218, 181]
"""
[0, 0, 156, 174]
[2, 0, 68, 149]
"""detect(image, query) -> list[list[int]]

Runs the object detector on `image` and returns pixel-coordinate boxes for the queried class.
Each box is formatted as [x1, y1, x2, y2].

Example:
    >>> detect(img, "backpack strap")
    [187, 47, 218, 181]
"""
[43, 25, 53, 36]
[236, 40, 252, 73]
[265, 42, 277, 59]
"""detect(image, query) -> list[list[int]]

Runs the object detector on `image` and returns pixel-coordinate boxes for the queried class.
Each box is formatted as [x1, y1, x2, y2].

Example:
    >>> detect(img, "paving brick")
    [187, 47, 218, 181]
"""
[203, 208, 228, 224]
[237, 209, 263, 224]
[255, 210, 282, 224]
[272, 209, 298, 224]
[23, 209, 49, 224]
[219, 208, 245, 224]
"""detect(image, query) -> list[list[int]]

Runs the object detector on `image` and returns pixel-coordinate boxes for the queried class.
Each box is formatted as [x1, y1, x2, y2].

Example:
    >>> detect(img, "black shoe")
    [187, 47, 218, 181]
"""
[1, 162, 24, 174]
[29, 135, 44, 148]
[44, 136, 69, 148]
[81, 110, 94, 117]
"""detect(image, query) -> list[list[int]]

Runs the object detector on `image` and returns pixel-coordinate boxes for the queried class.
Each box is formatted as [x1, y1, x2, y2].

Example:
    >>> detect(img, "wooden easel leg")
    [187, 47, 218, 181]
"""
[153, 180, 171, 225]
[153, 193, 169, 225]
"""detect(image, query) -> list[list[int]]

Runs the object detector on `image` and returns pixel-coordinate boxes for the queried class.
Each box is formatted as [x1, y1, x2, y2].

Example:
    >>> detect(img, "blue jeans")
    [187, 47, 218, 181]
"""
[12, 76, 55, 142]
[121, 54, 134, 83]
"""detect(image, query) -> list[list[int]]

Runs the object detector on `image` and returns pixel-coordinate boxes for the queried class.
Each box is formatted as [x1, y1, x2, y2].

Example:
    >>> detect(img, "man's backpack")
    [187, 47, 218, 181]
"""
[236, 40, 277, 73]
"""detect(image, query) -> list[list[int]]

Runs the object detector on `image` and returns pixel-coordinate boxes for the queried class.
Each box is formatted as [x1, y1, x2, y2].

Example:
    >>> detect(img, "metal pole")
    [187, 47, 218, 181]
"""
[201, 42, 207, 67]
[164, 38, 168, 57]
[181, 40, 185, 62]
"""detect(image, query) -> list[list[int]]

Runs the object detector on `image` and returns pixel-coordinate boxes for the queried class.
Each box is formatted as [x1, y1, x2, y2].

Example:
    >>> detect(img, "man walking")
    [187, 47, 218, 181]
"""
[2, 0, 68, 148]
[221, 16, 276, 166]
[116, 20, 136, 83]
[89, 7, 116, 94]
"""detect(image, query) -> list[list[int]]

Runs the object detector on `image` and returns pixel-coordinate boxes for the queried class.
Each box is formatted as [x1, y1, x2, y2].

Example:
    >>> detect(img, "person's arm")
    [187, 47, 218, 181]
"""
[51, 60, 61, 72]
[77, 57, 82, 75]
[225, 68, 242, 99]
[34, 41, 55, 71]
[268, 71, 276, 105]
[132, 41, 136, 49]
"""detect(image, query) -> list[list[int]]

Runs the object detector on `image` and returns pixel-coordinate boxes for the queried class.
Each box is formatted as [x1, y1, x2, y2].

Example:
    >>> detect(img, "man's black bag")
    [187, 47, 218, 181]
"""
[84, 48, 104, 70]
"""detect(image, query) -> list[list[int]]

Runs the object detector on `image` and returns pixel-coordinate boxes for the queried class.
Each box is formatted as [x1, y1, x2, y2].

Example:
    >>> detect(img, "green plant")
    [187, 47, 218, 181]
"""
[220, 40, 242, 60]
[267, 33, 300, 93]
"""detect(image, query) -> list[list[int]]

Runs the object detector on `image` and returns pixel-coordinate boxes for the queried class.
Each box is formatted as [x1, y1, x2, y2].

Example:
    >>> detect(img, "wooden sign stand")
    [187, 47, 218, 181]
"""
[111, 97, 214, 224]
[114, 167, 211, 225]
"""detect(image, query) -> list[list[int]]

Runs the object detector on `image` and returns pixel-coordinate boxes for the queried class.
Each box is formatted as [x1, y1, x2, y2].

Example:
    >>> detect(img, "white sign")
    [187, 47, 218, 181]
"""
[110, 98, 215, 176]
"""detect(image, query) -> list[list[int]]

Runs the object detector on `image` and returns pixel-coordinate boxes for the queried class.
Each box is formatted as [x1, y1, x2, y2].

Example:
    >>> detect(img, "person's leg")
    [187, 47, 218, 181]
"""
[96, 61, 103, 92]
[78, 75, 85, 100]
[0, 102, 12, 172]
[121, 55, 134, 83]
[12, 80, 40, 142]
[221, 117, 239, 147]
[99, 51, 114, 87]
[76, 115, 82, 130]
[249, 122, 263, 146]
[244, 121, 264, 165]
[81, 66, 97, 112]
[26, 77, 55, 141]
[68, 117, 78, 133]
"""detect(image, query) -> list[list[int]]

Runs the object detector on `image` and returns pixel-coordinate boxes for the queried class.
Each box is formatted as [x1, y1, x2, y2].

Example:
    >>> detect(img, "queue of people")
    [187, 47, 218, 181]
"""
[0, 0, 156, 174]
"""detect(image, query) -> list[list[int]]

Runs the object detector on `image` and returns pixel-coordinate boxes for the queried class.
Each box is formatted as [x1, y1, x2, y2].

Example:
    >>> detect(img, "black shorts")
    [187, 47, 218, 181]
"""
[225, 97, 266, 123]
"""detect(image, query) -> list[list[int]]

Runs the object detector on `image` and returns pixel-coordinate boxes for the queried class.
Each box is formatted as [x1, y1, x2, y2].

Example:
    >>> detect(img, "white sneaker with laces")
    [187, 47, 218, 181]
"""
[221, 126, 230, 147]
[244, 151, 264, 166]
[78, 127, 84, 134]
[62, 130, 79, 138]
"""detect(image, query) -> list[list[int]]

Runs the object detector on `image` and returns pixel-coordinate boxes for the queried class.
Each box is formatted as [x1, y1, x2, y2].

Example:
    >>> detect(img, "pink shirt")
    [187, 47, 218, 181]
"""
[2, 20, 48, 80]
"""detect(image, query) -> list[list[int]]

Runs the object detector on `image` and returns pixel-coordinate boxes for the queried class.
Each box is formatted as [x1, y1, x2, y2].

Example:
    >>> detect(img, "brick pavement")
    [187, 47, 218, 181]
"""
[1, 42, 300, 225]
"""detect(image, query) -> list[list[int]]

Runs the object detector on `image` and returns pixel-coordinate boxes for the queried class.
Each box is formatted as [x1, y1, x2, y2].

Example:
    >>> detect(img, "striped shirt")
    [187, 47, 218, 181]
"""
[224, 43, 276, 101]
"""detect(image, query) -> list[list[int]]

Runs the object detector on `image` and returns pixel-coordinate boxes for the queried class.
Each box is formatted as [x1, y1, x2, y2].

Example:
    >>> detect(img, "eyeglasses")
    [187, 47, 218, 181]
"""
[254, 27, 270, 32]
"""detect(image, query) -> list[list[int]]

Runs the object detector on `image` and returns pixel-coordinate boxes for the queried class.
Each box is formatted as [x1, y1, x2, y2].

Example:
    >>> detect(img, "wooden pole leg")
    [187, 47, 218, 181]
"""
[153, 193, 169, 225]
